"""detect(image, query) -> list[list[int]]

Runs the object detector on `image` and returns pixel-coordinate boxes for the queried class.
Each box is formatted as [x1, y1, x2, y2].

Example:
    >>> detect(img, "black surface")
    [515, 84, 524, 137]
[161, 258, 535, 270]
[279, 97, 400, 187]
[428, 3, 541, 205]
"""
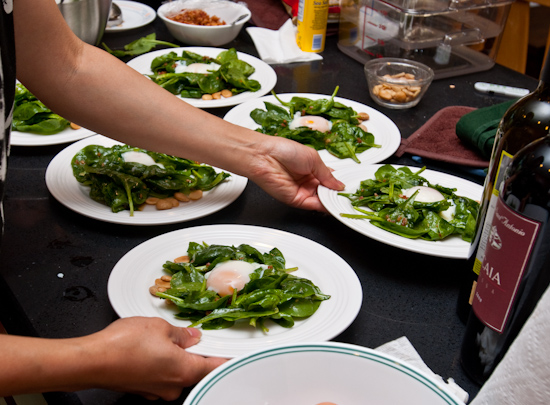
[0, 2, 539, 404]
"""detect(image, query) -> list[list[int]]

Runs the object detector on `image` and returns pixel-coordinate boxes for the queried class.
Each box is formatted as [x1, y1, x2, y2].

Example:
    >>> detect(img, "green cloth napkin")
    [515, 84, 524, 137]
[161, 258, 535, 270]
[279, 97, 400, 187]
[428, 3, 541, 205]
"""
[455, 100, 516, 159]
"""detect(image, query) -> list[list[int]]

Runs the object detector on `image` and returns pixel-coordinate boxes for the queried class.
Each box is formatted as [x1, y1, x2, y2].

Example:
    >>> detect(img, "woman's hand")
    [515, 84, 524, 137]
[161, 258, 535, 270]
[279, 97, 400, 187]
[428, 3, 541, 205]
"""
[0, 317, 226, 399]
[246, 136, 345, 212]
[86, 317, 227, 401]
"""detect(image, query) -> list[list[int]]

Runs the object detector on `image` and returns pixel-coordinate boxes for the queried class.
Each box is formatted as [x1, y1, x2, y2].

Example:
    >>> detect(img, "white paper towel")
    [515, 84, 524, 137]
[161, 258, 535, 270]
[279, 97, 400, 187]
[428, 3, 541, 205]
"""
[470, 284, 550, 405]
[376, 336, 469, 403]
[246, 19, 323, 64]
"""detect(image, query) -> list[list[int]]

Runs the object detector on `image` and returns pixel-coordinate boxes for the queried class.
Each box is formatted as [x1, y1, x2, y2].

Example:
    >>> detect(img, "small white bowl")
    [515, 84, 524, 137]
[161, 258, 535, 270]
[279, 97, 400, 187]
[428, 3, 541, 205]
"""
[183, 342, 466, 405]
[158, 0, 251, 47]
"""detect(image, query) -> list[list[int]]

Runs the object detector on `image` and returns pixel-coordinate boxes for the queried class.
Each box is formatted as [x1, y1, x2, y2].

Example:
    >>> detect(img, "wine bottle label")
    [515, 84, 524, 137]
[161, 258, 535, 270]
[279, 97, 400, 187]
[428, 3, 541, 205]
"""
[473, 150, 514, 276]
[472, 196, 541, 333]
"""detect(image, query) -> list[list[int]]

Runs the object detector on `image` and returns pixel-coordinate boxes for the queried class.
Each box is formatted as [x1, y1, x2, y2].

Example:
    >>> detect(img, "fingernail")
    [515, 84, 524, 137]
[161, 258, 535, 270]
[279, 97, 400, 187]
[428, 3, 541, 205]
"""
[186, 327, 202, 339]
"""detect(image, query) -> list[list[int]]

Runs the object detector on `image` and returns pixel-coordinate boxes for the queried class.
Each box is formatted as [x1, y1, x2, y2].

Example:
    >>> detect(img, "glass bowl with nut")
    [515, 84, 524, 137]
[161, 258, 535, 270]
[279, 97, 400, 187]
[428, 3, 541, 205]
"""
[364, 58, 434, 109]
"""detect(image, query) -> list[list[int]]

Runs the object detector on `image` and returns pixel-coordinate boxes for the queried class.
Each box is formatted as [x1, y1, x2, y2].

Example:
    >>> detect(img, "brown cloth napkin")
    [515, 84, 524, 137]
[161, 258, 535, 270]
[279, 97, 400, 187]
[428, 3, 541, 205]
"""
[241, 0, 290, 30]
[395, 106, 490, 168]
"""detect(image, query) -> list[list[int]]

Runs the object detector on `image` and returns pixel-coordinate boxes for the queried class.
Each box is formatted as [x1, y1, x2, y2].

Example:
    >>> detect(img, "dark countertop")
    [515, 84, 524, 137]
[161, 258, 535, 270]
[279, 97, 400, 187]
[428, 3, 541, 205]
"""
[0, 2, 539, 404]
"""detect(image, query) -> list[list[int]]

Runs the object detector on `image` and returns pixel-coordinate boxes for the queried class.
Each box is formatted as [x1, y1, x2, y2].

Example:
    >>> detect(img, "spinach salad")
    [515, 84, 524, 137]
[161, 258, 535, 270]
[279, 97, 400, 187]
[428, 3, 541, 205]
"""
[71, 144, 230, 216]
[250, 87, 380, 163]
[12, 83, 72, 135]
[147, 48, 261, 99]
[339, 165, 479, 241]
[103, 33, 180, 58]
[154, 242, 330, 332]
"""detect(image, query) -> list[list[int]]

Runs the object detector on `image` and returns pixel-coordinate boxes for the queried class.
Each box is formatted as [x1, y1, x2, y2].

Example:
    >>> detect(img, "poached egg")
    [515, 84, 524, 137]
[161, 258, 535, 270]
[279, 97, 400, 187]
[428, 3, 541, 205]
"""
[121, 151, 165, 169]
[401, 186, 456, 221]
[175, 62, 220, 74]
[288, 113, 332, 133]
[206, 260, 265, 297]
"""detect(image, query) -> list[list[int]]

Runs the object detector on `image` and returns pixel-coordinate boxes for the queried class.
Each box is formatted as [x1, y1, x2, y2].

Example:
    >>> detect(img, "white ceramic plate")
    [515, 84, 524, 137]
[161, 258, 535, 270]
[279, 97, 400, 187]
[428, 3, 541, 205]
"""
[183, 342, 466, 405]
[10, 126, 95, 147]
[107, 224, 363, 358]
[126, 47, 277, 108]
[45, 135, 247, 226]
[318, 165, 484, 259]
[105, 1, 156, 32]
[223, 93, 402, 170]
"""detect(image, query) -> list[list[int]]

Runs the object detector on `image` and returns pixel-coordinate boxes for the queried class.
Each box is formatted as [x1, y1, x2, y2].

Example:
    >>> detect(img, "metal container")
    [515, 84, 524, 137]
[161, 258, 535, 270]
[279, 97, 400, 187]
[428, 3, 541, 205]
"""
[338, 0, 513, 79]
[57, 0, 112, 46]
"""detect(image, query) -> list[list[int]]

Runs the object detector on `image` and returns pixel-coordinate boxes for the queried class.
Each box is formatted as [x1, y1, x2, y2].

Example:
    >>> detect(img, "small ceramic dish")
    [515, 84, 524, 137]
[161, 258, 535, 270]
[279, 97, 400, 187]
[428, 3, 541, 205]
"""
[158, 0, 251, 47]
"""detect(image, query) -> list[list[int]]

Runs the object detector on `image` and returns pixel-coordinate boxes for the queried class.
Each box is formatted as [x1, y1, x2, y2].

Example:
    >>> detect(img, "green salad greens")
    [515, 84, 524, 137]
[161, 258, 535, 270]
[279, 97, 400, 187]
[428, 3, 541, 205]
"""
[147, 48, 261, 99]
[156, 242, 330, 332]
[12, 83, 71, 135]
[102, 33, 180, 58]
[71, 144, 230, 216]
[250, 87, 380, 163]
[339, 164, 479, 242]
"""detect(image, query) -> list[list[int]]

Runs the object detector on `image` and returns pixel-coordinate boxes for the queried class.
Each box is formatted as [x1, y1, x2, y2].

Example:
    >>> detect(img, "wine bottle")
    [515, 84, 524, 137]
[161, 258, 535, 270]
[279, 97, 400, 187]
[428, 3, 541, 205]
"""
[460, 135, 550, 385]
[456, 54, 550, 323]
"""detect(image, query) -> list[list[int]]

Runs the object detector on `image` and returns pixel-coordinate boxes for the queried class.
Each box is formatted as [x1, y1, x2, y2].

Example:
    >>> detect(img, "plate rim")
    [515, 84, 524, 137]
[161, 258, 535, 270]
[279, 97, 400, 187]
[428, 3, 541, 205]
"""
[44, 134, 248, 226]
[318, 164, 484, 259]
[104, 0, 157, 32]
[183, 341, 466, 405]
[10, 126, 96, 147]
[126, 46, 277, 108]
[107, 224, 363, 358]
[222, 92, 402, 169]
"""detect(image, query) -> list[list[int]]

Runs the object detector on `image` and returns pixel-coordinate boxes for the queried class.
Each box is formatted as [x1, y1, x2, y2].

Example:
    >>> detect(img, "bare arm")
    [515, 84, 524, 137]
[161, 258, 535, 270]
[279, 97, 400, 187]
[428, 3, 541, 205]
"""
[13, 0, 344, 211]
[0, 317, 226, 400]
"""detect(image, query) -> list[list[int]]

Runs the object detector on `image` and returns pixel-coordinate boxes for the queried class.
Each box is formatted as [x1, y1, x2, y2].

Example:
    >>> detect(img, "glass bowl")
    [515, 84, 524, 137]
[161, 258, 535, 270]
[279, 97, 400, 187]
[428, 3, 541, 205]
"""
[364, 58, 434, 109]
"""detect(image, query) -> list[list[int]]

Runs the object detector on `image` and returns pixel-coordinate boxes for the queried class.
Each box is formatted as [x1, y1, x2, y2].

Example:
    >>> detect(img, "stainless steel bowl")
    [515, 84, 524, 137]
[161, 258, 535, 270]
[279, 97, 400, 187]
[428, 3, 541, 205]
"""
[57, 0, 112, 46]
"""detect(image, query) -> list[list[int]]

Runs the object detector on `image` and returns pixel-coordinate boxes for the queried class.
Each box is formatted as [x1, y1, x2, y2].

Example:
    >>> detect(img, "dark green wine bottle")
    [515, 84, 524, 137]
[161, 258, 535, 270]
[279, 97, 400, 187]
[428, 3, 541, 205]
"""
[460, 135, 550, 384]
[456, 54, 550, 323]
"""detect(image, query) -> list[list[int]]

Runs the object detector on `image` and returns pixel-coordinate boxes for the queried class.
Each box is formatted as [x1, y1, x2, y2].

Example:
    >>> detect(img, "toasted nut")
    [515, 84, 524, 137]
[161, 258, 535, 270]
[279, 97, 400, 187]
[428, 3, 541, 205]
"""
[174, 255, 190, 263]
[221, 89, 233, 98]
[373, 71, 423, 103]
[137, 203, 146, 211]
[70, 122, 81, 130]
[164, 197, 179, 207]
[149, 285, 159, 296]
[155, 279, 171, 289]
[188, 189, 203, 200]
[379, 89, 393, 101]
[212, 92, 222, 100]
[202, 94, 213, 100]
[145, 197, 159, 205]
[156, 199, 173, 210]
[157, 287, 167, 293]
[161, 275, 172, 282]
[358, 124, 368, 132]
[356, 112, 370, 121]
[174, 192, 190, 202]
[394, 91, 407, 102]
